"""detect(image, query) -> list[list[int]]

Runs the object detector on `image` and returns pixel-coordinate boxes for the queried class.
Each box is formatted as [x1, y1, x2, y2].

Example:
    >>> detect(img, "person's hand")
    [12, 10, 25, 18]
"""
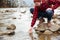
[29, 27, 33, 34]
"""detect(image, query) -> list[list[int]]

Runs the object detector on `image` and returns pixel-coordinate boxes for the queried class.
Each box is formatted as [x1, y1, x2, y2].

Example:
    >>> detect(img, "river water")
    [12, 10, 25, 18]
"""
[0, 8, 60, 40]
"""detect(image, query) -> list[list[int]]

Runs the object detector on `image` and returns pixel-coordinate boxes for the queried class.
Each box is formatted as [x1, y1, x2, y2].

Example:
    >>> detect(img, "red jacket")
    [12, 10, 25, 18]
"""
[31, 0, 60, 27]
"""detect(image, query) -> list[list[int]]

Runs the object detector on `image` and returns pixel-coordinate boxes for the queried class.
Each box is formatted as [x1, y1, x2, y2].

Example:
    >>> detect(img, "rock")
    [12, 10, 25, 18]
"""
[12, 17, 16, 19]
[0, 23, 6, 27]
[21, 11, 26, 13]
[57, 14, 60, 16]
[5, 10, 16, 12]
[34, 27, 45, 33]
[5, 10, 10, 12]
[7, 24, 16, 30]
[52, 14, 60, 20]
[0, 31, 5, 36]
[20, 8, 26, 13]
[35, 23, 48, 34]
[58, 24, 60, 26]
[35, 22, 60, 35]
[53, 19, 58, 23]
[0, 23, 4, 26]
[57, 28, 60, 33]
[49, 24, 60, 32]
[58, 31, 60, 33]
[53, 18, 60, 25]
[56, 14, 60, 19]
[52, 14, 57, 19]
[43, 30, 53, 34]
[40, 30, 45, 33]
[37, 23, 47, 30]
[8, 31, 15, 36]
[5, 30, 15, 35]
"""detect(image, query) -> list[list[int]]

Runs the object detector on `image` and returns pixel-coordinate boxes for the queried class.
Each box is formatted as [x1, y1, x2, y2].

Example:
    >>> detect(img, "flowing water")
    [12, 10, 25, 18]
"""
[0, 8, 60, 40]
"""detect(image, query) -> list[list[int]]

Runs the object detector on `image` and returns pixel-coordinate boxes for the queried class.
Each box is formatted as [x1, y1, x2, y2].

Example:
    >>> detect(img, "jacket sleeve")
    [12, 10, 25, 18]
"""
[31, 6, 38, 27]
[50, 0, 60, 10]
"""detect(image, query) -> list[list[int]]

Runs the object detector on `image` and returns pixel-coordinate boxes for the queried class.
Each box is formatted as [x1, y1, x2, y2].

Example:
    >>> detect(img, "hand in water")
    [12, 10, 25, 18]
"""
[29, 27, 33, 34]
[29, 27, 34, 40]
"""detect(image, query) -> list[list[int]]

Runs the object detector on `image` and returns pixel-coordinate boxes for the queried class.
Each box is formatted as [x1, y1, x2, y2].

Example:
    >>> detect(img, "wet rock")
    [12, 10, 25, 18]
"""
[12, 17, 16, 19]
[34, 37, 37, 39]
[49, 23, 60, 32]
[6, 30, 15, 36]
[53, 19, 58, 23]
[0, 23, 5, 27]
[7, 24, 16, 30]
[5, 10, 16, 12]
[20, 8, 26, 13]
[53, 18, 60, 25]
[21, 11, 26, 13]
[34, 27, 45, 33]
[8, 31, 15, 36]
[35, 23, 47, 34]
[0, 30, 12, 36]
[57, 28, 60, 33]
[57, 14, 60, 16]
[37, 23, 47, 30]
[0, 25, 15, 36]
[52, 14, 57, 19]
[52, 14, 60, 20]
[0, 31, 5, 36]
[44, 30, 53, 34]
[5, 10, 10, 12]
[35, 22, 60, 35]
[57, 15, 60, 20]
[58, 24, 60, 26]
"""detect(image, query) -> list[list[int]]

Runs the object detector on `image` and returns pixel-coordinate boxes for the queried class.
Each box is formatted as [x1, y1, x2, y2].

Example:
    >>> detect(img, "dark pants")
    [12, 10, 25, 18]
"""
[30, 8, 54, 21]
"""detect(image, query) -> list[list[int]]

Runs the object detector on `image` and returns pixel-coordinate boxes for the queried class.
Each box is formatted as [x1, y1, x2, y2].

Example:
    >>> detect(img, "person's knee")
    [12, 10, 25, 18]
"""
[46, 10, 54, 16]
[30, 8, 34, 14]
